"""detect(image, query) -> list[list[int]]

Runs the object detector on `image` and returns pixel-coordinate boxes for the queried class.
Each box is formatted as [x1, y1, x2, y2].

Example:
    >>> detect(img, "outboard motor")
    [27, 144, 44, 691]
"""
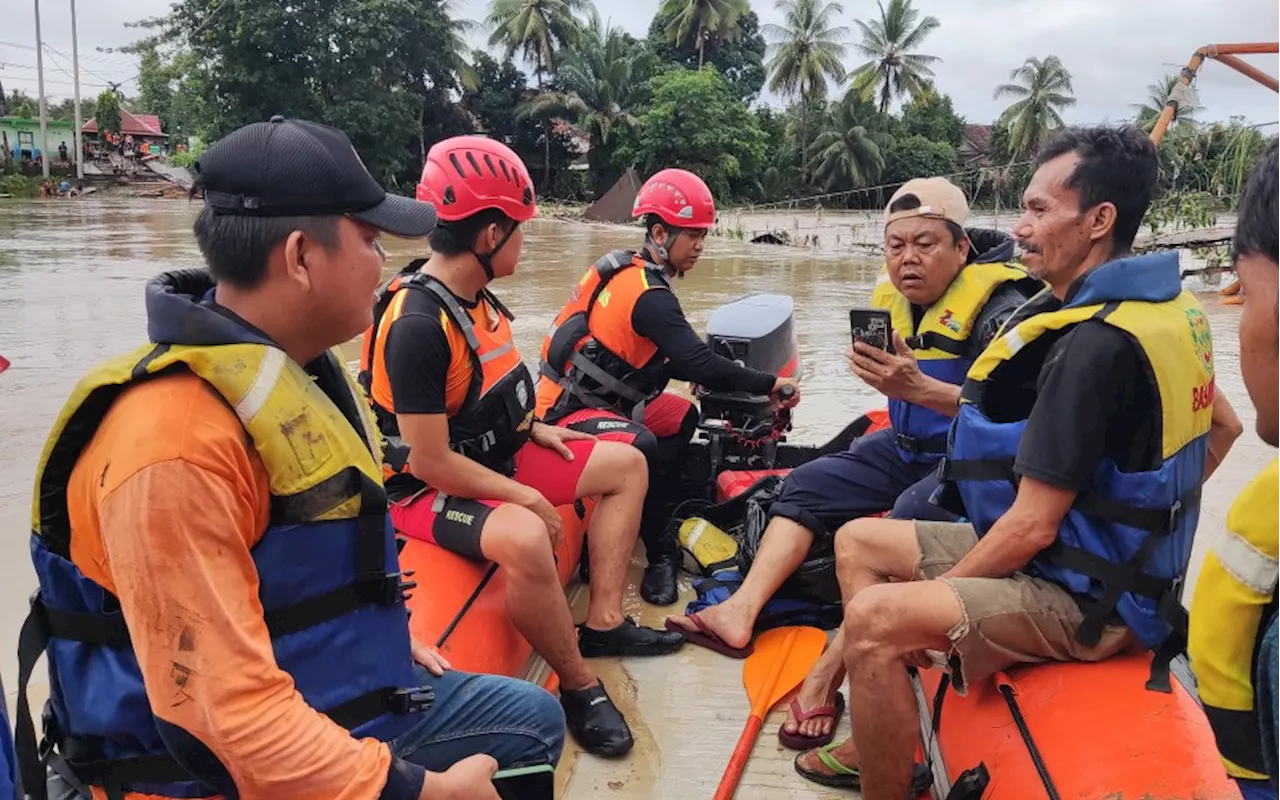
[692, 292, 802, 478]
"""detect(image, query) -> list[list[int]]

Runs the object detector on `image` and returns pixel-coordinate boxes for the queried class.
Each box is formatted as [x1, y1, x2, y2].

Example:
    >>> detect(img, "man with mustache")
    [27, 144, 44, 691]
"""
[793, 124, 1243, 798]
[667, 177, 1043, 752]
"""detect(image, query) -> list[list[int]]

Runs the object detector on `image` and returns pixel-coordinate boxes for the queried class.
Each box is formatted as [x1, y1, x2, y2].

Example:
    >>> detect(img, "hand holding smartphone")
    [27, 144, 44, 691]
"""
[491, 764, 555, 799]
[849, 308, 895, 355]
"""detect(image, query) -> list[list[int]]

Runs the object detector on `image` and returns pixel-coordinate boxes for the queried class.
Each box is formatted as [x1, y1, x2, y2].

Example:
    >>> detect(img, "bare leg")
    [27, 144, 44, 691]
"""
[480, 504, 597, 691]
[574, 441, 648, 631]
[781, 629, 847, 740]
[785, 518, 921, 740]
[664, 516, 813, 649]
[795, 517, 942, 791]
[844, 581, 961, 800]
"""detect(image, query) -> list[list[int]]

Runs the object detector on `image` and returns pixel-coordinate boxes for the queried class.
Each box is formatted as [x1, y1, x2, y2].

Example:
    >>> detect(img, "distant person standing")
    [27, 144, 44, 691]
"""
[57, 141, 68, 164]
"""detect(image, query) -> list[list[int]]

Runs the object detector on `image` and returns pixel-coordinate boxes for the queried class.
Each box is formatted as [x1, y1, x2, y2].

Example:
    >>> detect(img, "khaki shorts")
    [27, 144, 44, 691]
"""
[915, 521, 1137, 694]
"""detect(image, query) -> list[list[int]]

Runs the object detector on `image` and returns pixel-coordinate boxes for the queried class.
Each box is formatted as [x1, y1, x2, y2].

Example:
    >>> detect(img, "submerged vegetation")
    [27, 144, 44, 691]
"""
[3, 0, 1273, 216]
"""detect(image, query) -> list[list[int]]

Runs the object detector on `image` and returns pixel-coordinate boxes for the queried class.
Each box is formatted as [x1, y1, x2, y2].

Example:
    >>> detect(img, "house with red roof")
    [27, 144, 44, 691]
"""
[82, 109, 167, 153]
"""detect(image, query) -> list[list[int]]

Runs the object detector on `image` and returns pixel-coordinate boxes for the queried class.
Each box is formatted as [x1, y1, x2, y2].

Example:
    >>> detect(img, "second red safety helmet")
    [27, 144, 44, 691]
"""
[632, 168, 716, 229]
[417, 135, 537, 223]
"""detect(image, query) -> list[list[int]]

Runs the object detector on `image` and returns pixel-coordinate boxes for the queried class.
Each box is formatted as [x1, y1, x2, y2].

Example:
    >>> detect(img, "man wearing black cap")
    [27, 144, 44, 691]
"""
[16, 117, 563, 800]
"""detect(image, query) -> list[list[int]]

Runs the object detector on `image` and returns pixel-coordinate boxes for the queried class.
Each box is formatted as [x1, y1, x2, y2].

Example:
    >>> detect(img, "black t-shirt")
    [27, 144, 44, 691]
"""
[978, 296, 1161, 490]
[382, 285, 477, 416]
[631, 289, 777, 394]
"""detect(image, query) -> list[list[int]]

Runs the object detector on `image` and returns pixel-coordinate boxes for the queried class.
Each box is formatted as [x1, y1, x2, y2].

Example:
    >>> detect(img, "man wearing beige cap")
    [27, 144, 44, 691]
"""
[794, 125, 1241, 798]
[665, 175, 1041, 735]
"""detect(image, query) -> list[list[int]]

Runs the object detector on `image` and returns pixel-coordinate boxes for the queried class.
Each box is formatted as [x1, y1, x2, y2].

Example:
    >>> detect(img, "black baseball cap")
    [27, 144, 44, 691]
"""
[195, 115, 437, 238]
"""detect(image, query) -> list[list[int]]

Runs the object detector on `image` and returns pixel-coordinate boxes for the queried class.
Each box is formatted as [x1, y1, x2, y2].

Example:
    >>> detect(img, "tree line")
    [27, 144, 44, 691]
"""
[3, 0, 1274, 213]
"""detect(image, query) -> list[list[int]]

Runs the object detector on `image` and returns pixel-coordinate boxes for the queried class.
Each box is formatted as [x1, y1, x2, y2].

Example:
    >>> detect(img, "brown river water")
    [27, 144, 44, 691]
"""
[1, 198, 1274, 798]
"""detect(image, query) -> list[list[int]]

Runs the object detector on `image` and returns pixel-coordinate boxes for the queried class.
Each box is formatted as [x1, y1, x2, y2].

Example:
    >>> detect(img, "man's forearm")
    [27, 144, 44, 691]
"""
[940, 509, 1055, 579]
[410, 450, 530, 504]
[1203, 389, 1243, 483]
[905, 376, 962, 418]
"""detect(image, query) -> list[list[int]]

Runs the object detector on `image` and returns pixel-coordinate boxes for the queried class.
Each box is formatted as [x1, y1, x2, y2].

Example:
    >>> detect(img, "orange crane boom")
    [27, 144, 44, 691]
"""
[1150, 42, 1279, 144]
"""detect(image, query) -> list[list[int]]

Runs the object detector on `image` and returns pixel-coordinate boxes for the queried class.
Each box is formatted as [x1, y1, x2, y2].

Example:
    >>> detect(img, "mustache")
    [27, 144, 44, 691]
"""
[1016, 238, 1042, 254]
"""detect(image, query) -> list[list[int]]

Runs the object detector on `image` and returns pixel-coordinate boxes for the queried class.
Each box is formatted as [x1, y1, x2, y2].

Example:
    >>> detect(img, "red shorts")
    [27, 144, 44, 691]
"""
[556, 393, 694, 442]
[389, 438, 595, 560]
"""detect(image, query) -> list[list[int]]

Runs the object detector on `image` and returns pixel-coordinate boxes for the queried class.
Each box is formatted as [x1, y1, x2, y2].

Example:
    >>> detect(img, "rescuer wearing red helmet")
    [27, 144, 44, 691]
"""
[360, 136, 685, 758]
[534, 168, 802, 605]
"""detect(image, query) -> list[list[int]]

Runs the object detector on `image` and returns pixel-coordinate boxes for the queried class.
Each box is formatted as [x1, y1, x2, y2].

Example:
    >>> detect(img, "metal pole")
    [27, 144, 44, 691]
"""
[34, 0, 50, 178]
[71, 0, 83, 179]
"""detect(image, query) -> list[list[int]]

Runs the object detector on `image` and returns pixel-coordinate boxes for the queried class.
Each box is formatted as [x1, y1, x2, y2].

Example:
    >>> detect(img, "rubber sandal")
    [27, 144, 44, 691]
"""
[778, 692, 845, 750]
[663, 613, 754, 659]
[794, 743, 932, 795]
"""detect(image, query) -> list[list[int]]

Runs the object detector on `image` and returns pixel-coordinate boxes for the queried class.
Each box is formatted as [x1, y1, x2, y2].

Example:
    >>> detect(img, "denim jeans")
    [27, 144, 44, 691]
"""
[44, 665, 565, 799]
[390, 665, 566, 772]
[1256, 613, 1279, 788]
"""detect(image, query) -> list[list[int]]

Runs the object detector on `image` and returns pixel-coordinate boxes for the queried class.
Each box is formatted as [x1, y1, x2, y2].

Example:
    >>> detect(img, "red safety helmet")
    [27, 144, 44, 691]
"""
[417, 135, 537, 223]
[632, 168, 716, 229]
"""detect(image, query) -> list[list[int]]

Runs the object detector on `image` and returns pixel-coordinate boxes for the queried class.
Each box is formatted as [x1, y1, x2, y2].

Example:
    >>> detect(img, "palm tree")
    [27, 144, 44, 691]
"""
[763, 0, 850, 188]
[993, 55, 1076, 159]
[848, 0, 940, 113]
[486, 0, 593, 183]
[809, 92, 888, 190]
[658, 0, 751, 68]
[520, 9, 653, 149]
[1133, 74, 1201, 132]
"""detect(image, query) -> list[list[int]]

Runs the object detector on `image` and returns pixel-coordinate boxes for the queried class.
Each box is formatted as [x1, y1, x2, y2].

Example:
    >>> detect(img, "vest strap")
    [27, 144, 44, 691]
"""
[384, 436, 411, 473]
[1203, 704, 1271, 776]
[895, 432, 949, 456]
[906, 331, 969, 356]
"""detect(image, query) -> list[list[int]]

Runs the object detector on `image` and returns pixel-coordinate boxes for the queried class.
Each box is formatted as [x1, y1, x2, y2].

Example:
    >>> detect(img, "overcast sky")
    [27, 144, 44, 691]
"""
[1, 0, 1277, 128]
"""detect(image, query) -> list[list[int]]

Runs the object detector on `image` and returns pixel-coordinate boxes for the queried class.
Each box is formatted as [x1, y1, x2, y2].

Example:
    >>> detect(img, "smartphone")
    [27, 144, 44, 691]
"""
[492, 763, 555, 799]
[849, 308, 895, 354]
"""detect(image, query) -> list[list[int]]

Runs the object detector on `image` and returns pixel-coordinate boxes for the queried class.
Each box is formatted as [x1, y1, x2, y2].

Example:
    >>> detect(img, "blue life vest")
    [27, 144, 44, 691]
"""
[871, 259, 1043, 464]
[943, 252, 1214, 687]
[1, 674, 17, 800]
[15, 270, 429, 799]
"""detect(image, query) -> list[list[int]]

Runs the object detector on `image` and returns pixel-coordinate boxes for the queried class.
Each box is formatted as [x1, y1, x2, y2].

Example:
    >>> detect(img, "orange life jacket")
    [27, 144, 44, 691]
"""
[360, 265, 535, 477]
[535, 250, 673, 423]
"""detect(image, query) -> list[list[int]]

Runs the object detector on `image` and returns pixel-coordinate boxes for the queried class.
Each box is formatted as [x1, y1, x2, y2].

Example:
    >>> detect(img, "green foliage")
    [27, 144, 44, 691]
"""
[646, 8, 766, 101]
[901, 88, 964, 148]
[848, 0, 940, 112]
[993, 55, 1075, 158]
[656, 0, 752, 69]
[461, 52, 578, 185]
[882, 134, 956, 185]
[95, 91, 122, 137]
[0, 172, 41, 197]
[108, 0, 1270, 213]
[622, 67, 767, 200]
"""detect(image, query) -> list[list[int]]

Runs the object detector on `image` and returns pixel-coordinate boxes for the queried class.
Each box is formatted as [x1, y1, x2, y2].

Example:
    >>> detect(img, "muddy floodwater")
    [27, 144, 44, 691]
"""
[1, 199, 1274, 798]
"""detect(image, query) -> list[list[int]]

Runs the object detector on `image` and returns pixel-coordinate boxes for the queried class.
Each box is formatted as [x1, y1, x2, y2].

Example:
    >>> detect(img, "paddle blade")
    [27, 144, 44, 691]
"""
[743, 625, 828, 715]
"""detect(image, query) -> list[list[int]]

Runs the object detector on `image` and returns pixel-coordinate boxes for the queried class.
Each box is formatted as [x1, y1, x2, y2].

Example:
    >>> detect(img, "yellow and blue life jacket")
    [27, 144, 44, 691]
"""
[870, 257, 1042, 463]
[1189, 457, 1279, 781]
[943, 252, 1214, 686]
[15, 271, 427, 799]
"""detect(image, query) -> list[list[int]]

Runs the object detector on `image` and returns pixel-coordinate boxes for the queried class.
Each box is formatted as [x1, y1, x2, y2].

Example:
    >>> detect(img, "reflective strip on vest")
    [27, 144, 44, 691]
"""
[22, 327, 422, 798]
[870, 261, 1042, 462]
[1215, 530, 1280, 596]
[948, 254, 1212, 659]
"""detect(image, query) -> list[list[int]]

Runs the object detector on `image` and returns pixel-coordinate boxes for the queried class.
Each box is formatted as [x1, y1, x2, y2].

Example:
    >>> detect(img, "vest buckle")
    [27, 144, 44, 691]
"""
[388, 686, 435, 715]
[895, 432, 921, 454]
[1165, 499, 1183, 534]
[358, 573, 403, 606]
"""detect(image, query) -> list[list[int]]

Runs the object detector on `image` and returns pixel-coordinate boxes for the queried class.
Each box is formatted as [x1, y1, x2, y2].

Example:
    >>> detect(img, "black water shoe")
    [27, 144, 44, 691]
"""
[640, 555, 679, 606]
[578, 617, 685, 657]
[560, 681, 634, 757]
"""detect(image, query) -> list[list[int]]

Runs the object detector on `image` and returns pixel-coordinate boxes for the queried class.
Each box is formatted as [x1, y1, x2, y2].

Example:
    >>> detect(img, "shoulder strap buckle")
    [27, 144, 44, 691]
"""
[388, 686, 435, 716]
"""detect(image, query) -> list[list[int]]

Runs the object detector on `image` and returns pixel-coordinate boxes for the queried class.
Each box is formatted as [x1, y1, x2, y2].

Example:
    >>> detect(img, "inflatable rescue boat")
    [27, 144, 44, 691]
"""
[399, 290, 1241, 799]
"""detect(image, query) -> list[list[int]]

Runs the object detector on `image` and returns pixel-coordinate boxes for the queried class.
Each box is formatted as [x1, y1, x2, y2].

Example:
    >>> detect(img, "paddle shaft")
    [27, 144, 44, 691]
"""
[713, 714, 764, 800]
